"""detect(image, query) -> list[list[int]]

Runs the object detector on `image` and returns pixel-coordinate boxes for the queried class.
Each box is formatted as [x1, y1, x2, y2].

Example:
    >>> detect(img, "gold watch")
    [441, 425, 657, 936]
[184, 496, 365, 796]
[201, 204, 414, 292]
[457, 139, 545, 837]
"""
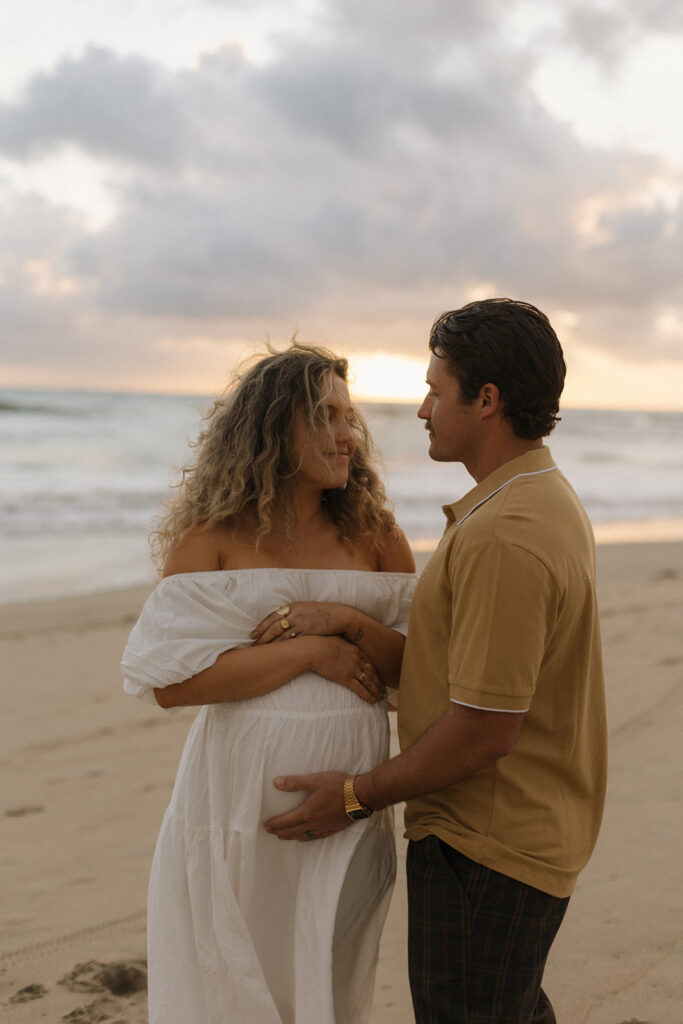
[343, 775, 373, 820]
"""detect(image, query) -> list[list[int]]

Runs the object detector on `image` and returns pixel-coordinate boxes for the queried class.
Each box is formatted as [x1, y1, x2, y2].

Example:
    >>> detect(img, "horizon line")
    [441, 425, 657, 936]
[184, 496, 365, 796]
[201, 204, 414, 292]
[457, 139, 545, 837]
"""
[1, 381, 682, 414]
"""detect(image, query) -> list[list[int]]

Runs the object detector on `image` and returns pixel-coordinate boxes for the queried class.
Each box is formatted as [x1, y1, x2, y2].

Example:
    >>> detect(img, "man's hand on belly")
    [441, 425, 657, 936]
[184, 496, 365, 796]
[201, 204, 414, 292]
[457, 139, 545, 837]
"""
[265, 772, 350, 841]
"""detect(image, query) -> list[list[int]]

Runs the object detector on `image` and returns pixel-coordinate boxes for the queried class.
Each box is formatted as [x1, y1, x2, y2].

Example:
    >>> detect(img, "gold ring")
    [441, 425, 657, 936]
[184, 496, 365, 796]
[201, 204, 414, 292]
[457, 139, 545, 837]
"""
[358, 671, 366, 681]
[276, 605, 291, 616]
[280, 617, 290, 631]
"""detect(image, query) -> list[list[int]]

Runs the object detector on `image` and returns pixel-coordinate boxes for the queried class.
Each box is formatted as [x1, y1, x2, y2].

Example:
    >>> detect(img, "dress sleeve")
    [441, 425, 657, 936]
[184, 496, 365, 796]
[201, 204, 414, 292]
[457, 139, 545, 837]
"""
[120, 576, 255, 709]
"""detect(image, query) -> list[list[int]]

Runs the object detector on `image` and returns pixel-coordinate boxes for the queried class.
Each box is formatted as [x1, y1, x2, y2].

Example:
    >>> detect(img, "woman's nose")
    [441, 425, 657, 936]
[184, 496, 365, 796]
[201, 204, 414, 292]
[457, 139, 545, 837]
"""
[337, 417, 355, 445]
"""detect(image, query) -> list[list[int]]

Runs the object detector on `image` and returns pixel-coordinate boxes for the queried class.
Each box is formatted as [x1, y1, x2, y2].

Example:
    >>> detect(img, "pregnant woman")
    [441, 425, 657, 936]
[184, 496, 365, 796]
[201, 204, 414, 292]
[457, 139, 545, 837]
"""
[121, 344, 415, 1024]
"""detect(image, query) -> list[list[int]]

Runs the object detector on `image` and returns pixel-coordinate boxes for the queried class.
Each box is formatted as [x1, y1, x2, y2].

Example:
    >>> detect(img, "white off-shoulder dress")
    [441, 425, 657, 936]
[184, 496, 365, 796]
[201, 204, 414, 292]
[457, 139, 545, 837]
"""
[121, 568, 415, 1024]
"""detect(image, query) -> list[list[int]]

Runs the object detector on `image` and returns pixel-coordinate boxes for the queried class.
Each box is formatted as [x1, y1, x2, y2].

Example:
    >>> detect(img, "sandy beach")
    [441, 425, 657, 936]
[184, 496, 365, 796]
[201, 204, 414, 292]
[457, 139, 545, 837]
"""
[1, 541, 682, 1023]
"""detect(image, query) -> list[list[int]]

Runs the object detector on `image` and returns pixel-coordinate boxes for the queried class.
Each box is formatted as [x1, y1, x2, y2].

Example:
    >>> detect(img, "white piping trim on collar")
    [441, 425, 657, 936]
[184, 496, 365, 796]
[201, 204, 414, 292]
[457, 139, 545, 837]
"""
[455, 466, 558, 527]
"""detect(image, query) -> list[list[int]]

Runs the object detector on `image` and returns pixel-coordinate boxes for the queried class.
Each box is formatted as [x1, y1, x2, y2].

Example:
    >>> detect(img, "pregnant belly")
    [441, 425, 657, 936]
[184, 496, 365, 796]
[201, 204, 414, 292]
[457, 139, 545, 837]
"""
[171, 687, 389, 829]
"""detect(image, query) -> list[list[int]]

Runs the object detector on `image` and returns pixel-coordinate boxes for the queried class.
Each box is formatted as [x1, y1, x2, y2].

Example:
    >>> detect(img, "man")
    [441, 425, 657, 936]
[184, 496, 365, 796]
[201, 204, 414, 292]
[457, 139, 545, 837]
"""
[266, 298, 607, 1023]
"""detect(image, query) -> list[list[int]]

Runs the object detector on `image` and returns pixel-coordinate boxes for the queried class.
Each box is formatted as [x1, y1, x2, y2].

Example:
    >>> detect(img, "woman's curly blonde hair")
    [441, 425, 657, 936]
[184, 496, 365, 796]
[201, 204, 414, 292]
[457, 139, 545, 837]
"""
[150, 343, 400, 570]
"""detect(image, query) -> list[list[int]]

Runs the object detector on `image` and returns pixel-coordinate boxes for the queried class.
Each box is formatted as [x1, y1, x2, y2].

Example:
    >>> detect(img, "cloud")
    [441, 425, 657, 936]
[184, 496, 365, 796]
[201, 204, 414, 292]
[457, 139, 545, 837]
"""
[0, 46, 184, 165]
[548, 0, 683, 67]
[0, 0, 682, 388]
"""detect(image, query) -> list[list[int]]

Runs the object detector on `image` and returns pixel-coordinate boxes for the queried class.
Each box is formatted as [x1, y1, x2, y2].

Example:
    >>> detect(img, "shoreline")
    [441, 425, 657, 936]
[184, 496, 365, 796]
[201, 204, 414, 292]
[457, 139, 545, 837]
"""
[4, 519, 683, 608]
[2, 539, 682, 1022]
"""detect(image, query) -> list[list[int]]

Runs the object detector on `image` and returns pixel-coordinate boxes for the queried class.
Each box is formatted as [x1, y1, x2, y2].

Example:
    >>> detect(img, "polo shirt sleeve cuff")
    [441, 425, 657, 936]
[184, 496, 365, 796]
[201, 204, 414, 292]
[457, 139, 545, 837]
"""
[449, 684, 530, 712]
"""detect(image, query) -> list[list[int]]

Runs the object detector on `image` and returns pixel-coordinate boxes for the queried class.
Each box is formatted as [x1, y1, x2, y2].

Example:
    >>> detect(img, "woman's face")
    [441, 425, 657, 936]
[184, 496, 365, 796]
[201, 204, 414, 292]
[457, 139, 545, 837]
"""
[289, 372, 357, 490]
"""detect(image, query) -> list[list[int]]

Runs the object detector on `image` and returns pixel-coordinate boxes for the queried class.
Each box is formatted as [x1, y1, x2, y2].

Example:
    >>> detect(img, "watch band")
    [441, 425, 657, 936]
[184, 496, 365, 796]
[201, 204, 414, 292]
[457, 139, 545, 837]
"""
[343, 774, 373, 820]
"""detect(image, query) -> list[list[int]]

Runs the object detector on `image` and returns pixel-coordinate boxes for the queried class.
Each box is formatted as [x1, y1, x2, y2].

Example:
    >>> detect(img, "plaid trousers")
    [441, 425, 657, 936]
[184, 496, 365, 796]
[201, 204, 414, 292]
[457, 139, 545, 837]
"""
[406, 836, 569, 1024]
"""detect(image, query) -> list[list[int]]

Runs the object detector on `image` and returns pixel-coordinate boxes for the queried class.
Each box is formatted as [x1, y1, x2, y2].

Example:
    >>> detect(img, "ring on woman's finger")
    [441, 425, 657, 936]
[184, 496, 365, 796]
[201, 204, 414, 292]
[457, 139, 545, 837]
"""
[358, 671, 366, 682]
[305, 830, 316, 839]
[276, 605, 291, 616]
[290, 630, 296, 638]
[279, 617, 291, 631]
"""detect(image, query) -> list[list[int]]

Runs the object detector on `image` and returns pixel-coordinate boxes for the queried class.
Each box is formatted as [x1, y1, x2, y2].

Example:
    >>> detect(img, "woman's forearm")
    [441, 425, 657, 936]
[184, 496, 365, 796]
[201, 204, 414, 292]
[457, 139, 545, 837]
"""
[154, 637, 321, 708]
[154, 632, 385, 708]
[341, 610, 405, 687]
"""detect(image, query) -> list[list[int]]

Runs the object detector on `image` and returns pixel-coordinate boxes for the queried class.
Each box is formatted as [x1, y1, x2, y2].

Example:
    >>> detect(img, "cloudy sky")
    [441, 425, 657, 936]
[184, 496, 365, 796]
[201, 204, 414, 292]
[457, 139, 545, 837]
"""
[1, 0, 682, 407]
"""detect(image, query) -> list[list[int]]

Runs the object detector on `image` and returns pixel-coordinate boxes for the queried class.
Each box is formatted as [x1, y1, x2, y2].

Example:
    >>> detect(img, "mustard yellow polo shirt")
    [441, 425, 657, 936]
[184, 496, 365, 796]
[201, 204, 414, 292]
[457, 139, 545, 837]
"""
[398, 447, 607, 897]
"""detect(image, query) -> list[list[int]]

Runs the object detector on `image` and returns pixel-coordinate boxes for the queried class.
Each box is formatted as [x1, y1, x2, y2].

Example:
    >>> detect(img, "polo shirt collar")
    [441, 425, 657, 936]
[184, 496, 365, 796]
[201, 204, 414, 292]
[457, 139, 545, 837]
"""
[444, 446, 557, 527]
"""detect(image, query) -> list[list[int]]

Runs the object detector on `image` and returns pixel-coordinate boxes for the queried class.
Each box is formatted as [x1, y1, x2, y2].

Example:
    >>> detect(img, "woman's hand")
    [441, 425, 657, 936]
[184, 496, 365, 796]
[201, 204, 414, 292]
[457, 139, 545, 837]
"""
[252, 602, 352, 644]
[307, 635, 384, 705]
[252, 599, 406, 691]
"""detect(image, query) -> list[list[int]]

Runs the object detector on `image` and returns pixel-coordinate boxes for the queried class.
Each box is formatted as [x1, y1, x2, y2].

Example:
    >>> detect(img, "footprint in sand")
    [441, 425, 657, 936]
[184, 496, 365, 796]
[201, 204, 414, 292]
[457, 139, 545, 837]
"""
[4, 805, 44, 817]
[59, 959, 147, 996]
[652, 568, 678, 581]
[62, 995, 125, 1022]
[9, 983, 48, 1003]
[59, 963, 147, 1023]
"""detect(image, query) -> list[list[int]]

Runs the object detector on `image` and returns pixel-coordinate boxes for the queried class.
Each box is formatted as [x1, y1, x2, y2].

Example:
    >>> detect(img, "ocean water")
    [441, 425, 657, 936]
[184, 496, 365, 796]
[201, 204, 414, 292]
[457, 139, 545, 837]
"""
[1, 388, 682, 603]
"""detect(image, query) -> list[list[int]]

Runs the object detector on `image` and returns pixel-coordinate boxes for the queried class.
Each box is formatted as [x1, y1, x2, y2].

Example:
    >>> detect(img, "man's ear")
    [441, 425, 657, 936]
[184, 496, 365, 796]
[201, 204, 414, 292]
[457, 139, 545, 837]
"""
[479, 382, 501, 416]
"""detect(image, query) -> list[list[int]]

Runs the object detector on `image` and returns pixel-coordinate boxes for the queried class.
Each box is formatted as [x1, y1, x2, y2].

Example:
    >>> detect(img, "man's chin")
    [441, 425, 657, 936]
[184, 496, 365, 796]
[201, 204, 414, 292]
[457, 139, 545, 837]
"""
[428, 448, 457, 464]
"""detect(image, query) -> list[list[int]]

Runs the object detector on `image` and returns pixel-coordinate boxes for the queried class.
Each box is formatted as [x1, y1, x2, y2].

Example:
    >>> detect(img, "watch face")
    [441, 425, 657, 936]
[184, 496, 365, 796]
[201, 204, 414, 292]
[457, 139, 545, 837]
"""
[347, 807, 371, 820]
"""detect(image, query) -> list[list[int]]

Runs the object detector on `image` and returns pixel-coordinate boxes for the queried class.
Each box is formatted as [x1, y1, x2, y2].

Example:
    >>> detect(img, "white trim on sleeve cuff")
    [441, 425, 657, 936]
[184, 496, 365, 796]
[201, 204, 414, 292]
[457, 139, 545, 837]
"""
[450, 697, 529, 713]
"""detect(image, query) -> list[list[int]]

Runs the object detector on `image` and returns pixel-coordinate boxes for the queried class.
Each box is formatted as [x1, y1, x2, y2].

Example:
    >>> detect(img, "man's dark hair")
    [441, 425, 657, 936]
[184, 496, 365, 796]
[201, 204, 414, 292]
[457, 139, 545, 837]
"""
[429, 298, 566, 439]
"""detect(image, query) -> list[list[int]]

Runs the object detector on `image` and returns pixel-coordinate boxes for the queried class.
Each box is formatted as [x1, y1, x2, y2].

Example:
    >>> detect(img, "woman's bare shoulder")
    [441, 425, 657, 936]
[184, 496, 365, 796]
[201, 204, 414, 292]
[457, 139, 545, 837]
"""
[162, 525, 230, 577]
[376, 528, 416, 573]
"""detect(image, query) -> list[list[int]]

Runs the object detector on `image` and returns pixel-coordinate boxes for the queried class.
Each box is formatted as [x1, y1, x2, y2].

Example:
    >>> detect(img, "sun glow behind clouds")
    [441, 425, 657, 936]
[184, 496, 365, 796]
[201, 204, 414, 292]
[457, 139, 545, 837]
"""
[349, 353, 427, 404]
[348, 346, 683, 411]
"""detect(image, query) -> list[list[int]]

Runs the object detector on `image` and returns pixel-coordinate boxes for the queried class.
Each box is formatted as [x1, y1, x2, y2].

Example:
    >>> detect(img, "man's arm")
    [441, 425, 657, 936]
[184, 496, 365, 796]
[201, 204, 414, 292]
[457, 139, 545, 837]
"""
[265, 701, 525, 840]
